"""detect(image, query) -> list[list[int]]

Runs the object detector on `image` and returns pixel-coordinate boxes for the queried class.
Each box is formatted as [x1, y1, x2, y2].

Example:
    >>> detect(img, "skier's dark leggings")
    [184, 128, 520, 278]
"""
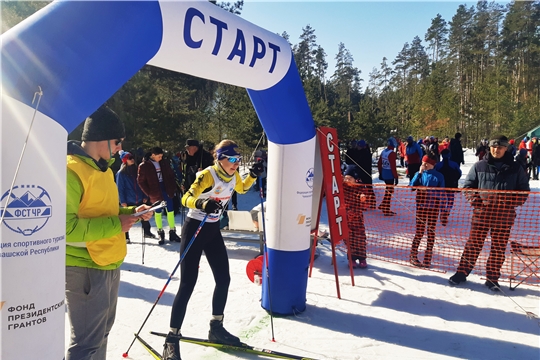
[169, 217, 230, 329]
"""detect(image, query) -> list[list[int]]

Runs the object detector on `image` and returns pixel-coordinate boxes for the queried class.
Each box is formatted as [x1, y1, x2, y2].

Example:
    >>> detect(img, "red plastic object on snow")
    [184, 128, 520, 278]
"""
[246, 255, 263, 284]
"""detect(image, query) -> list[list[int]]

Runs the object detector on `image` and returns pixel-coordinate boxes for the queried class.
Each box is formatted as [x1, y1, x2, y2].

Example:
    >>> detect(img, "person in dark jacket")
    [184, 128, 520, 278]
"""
[475, 139, 488, 161]
[533, 139, 540, 180]
[515, 148, 530, 178]
[449, 135, 530, 291]
[116, 151, 155, 242]
[434, 149, 462, 226]
[182, 139, 214, 192]
[356, 140, 376, 208]
[449, 132, 465, 167]
[138, 147, 180, 244]
[409, 153, 446, 268]
[405, 136, 423, 179]
[377, 137, 399, 216]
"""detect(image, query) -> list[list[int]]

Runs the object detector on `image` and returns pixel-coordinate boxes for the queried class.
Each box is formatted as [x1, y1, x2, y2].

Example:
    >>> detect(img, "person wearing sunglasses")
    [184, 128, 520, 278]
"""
[162, 140, 264, 360]
[66, 106, 154, 360]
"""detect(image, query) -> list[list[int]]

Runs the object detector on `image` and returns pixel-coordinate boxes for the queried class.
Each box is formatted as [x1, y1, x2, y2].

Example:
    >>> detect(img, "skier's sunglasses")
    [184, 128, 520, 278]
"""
[221, 154, 242, 164]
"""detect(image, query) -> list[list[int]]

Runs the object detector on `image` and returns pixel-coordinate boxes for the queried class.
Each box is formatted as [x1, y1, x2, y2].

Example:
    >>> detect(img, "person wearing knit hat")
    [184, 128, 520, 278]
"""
[449, 134, 530, 291]
[409, 153, 446, 268]
[116, 150, 156, 242]
[342, 165, 369, 269]
[65, 105, 154, 360]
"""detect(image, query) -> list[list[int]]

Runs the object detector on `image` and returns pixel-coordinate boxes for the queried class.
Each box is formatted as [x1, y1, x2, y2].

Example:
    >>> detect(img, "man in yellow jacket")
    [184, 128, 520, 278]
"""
[65, 106, 153, 360]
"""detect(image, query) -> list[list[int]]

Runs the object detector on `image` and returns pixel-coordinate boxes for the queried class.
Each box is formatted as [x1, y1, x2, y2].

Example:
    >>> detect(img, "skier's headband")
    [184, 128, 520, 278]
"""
[216, 145, 241, 161]
[422, 155, 437, 166]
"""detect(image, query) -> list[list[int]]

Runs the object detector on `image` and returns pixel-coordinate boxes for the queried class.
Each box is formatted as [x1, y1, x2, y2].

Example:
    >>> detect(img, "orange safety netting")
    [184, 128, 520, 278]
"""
[339, 183, 540, 287]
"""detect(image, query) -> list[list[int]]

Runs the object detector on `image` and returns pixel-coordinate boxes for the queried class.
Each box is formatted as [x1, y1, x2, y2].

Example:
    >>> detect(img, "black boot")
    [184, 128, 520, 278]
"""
[163, 332, 182, 360]
[157, 229, 165, 245]
[410, 239, 421, 267]
[142, 220, 156, 239]
[208, 318, 241, 345]
[169, 228, 181, 242]
[125, 232, 131, 244]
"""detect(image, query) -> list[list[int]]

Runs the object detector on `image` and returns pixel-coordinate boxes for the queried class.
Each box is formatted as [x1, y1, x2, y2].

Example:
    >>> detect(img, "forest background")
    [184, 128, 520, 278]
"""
[3, 1, 540, 155]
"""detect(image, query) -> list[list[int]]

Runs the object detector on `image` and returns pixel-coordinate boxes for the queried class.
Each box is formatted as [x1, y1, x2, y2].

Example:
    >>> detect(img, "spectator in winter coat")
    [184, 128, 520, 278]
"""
[377, 137, 399, 216]
[356, 140, 376, 208]
[439, 136, 450, 152]
[345, 140, 359, 165]
[449, 132, 465, 167]
[449, 135, 530, 291]
[66, 106, 153, 360]
[182, 139, 214, 192]
[405, 136, 423, 180]
[529, 138, 538, 180]
[518, 137, 528, 152]
[116, 151, 155, 242]
[409, 153, 445, 268]
[475, 139, 488, 160]
[434, 149, 462, 226]
[533, 139, 540, 180]
[343, 165, 369, 269]
[138, 147, 181, 244]
[398, 139, 407, 168]
[507, 139, 517, 157]
[515, 148, 530, 177]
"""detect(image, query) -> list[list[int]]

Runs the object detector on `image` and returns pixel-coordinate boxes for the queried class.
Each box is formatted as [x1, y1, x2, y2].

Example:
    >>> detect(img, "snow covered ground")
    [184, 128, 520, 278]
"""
[66, 149, 540, 360]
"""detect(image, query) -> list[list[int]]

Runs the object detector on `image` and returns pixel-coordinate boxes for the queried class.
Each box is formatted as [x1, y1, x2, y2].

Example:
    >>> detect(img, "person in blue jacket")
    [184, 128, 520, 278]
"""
[116, 151, 156, 243]
[409, 153, 445, 268]
[434, 149, 462, 226]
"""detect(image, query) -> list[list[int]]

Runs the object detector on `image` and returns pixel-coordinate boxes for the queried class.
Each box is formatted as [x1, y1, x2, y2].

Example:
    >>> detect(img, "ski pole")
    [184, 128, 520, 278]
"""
[258, 176, 275, 342]
[123, 214, 208, 358]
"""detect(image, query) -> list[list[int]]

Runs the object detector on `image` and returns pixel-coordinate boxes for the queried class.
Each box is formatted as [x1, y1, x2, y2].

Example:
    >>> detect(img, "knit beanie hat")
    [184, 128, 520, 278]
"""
[343, 164, 361, 180]
[81, 106, 125, 141]
[119, 150, 132, 163]
[489, 135, 509, 147]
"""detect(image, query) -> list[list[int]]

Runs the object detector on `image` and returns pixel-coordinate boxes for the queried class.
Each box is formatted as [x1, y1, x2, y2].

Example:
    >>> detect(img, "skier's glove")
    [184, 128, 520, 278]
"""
[394, 178, 399, 186]
[249, 161, 264, 178]
[195, 198, 222, 214]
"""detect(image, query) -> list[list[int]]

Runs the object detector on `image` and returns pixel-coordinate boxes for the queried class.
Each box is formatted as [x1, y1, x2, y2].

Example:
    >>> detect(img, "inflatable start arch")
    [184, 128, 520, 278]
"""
[0, 1, 315, 358]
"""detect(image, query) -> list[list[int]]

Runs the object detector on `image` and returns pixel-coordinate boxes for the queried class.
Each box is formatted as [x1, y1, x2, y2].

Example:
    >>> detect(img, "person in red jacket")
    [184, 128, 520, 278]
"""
[138, 147, 181, 244]
[377, 137, 399, 216]
[343, 165, 369, 269]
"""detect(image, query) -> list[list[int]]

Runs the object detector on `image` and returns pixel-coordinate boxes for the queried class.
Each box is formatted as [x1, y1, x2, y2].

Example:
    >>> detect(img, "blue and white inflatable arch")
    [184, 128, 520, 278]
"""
[1, 1, 315, 358]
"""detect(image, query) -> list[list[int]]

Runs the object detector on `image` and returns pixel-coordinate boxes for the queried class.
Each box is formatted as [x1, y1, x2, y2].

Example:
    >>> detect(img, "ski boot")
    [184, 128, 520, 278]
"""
[169, 229, 181, 242]
[157, 229, 165, 245]
[163, 331, 182, 360]
[208, 318, 241, 346]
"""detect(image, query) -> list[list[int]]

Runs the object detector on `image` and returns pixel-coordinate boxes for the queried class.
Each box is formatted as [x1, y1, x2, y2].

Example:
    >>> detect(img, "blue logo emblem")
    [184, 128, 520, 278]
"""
[0, 185, 52, 236]
[305, 168, 314, 189]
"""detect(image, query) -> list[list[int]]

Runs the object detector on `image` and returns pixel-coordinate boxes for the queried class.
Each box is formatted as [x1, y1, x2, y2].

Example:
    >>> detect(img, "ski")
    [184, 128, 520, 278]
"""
[135, 333, 162, 360]
[150, 331, 317, 360]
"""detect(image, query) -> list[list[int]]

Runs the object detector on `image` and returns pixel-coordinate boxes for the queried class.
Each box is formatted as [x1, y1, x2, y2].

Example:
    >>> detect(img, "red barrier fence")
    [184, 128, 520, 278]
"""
[341, 183, 540, 287]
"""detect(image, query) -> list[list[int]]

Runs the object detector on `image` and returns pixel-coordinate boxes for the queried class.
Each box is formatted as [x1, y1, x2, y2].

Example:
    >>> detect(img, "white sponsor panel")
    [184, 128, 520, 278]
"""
[266, 137, 316, 252]
[1, 97, 66, 360]
[149, 1, 291, 90]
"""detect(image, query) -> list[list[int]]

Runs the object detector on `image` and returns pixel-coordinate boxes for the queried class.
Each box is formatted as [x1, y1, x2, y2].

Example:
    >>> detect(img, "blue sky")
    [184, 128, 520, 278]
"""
[240, 1, 488, 82]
